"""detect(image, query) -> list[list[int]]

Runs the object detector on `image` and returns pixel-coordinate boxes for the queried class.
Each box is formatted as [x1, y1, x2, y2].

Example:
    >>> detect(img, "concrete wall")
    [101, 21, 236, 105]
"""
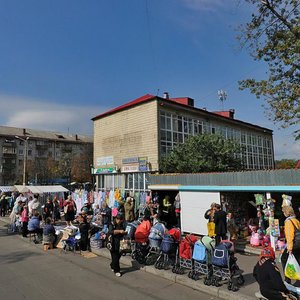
[93, 101, 159, 171]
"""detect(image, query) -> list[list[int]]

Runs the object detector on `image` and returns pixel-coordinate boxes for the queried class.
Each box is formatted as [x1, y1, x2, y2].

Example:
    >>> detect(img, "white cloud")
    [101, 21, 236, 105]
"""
[0, 94, 107, 135]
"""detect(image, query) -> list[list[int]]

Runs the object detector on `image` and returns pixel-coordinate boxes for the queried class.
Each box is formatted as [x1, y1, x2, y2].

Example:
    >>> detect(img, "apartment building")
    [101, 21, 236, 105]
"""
[0, 126, 93, 185]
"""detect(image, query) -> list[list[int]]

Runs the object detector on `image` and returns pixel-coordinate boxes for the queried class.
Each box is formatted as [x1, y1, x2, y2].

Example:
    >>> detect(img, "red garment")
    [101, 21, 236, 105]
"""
[63, 200, 75, 212]
[135, 220, 151, 243]
[21, 208, 29, 222]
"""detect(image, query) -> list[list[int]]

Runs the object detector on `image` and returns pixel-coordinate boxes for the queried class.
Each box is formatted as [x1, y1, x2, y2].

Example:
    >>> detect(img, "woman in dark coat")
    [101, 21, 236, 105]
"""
[78, 214, 90, 251]
[108, 213, 127, 277]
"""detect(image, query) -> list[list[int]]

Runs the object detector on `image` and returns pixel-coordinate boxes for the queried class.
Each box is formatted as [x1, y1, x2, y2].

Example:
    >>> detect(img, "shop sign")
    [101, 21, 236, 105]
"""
[122, 165, 139, 173]
[94, 167, 114, 174]
[139, 157, 148, 172]
[122, 157, 139, 164]
[96, 156, 114, 166]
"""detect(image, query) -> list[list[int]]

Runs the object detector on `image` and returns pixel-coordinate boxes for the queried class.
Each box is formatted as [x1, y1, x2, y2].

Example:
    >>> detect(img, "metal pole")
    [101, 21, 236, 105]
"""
[23, 140, 27, 185]
[15, 135, 29, 186]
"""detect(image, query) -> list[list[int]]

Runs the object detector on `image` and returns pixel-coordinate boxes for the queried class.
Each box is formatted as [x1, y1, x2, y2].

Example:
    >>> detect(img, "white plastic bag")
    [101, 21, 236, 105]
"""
[284, 254, 300, 280]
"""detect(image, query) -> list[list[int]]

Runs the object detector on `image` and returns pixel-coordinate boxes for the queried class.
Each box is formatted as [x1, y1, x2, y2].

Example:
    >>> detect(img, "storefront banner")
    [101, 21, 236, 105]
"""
[122, 165, 139, 173]
[139, 157, 148, 171]
[96, 156, 114, 166]
[122, 157, 139, 164]
[94, 167, 114, 174]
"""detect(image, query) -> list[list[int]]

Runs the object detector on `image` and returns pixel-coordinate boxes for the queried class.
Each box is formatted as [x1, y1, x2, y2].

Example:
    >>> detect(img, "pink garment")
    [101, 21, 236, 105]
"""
[21, 208, 29, 222]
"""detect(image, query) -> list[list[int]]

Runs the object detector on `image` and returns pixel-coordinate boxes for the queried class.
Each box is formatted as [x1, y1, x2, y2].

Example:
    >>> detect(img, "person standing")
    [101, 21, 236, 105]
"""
[281, 205, 300, 283]
[20, 204, 29, 237]
[63, 195, 77, 226]
[124, 196, 134, 223]
[0, 192, 7, 217]
[214, 204, 227, 245]
[52, 197, 61, 223]
[43, 198, 53, 221]
[108, 213, 127, 277]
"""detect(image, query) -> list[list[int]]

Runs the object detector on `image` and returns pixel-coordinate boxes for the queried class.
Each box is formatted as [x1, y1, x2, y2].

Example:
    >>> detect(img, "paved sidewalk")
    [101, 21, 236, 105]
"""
[0, 216, 259, 300]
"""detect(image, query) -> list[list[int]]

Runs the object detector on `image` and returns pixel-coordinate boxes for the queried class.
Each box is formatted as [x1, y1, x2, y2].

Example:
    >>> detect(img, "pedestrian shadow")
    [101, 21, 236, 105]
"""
[121, 260, 142, 275]
[241, 272, 256, 286]
[0, 250, 42, 264]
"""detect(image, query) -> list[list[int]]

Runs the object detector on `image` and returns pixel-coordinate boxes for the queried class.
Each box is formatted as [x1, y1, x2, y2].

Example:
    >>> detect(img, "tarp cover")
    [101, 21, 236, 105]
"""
[13, 185, 69, 193]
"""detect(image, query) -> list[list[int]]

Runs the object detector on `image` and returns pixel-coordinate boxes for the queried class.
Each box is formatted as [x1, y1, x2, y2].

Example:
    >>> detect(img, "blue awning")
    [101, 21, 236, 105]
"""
[179, 185, 300, 192]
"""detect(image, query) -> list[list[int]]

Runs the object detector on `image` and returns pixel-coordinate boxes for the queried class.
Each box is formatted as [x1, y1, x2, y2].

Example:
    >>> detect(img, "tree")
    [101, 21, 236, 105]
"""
[160, 134, 244, 173]
[275, 158, 297, 168]
[238, 0, 300, 137]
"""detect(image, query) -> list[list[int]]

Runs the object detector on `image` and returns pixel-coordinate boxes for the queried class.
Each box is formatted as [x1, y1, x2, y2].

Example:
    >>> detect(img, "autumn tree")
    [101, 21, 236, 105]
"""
[160, 134, 244, 173]
[238, 0, 300, 137]
[275, 159, 297, 169]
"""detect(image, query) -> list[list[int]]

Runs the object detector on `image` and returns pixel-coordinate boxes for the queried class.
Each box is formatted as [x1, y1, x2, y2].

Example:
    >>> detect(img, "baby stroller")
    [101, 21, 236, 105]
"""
[190, 235, 215, 284]
[132, 220, 151, 264]
[172, 234, 198, 275]
[211, 240, 244, 291]
[155, 227, 181, 270]
[144, 222, 167, 265]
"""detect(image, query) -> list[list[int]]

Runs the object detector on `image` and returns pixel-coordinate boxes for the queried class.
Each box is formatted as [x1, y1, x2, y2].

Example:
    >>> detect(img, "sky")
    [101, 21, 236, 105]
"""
[0, 0, 299, 160]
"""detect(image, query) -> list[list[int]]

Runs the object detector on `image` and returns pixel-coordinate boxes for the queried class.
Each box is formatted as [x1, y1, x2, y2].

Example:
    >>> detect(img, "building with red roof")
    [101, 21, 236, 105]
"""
[92, 93, 274, 191]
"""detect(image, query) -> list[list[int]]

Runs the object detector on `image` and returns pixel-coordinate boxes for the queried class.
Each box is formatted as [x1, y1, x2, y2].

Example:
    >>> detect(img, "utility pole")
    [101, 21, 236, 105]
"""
[15, 136, 30, 185]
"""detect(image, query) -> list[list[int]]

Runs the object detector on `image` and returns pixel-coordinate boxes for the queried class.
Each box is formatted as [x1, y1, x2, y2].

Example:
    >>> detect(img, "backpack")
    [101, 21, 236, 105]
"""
[291, 219, 300, 251]
[212, 243, 229, 267]
[179, 234, 198, 260]
[192, 240, 207, 263]
[125, 220, 140, 240]
[148, 222, 166, 240]
[160, 234, 174, 254]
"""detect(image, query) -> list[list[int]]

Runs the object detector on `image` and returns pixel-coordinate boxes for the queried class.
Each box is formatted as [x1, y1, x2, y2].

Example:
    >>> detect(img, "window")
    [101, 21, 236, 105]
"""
[19, 149, 23, 155]
[28, 150, 32, 156]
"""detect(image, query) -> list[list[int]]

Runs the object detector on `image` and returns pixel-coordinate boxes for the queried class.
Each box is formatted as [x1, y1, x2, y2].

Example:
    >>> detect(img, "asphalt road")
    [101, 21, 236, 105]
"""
[0, 220, 216, 300]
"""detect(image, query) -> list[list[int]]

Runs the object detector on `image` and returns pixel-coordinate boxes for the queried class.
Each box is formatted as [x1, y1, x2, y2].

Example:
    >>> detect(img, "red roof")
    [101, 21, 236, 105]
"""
[92, 94, 156, 120]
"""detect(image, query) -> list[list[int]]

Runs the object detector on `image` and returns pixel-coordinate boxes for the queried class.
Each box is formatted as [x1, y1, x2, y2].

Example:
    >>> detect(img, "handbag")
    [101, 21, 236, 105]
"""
[291, 219, 300, 251]
[119, 238, 131, 252]
[207, 222, 215, 237]
[284, 254, 300, 280]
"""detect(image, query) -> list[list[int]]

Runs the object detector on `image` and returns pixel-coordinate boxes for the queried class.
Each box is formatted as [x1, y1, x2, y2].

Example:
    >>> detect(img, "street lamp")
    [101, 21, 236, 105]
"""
[15, 136, 29, 186]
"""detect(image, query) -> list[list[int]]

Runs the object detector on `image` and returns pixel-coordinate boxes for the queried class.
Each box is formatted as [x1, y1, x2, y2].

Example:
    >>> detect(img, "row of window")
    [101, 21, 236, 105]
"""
[159, 111, 274, 169]
[97, 173, 150, 191]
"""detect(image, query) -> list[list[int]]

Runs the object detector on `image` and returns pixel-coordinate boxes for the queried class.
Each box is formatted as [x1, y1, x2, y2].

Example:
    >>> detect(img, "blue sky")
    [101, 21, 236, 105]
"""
[0, 0, 298, 160]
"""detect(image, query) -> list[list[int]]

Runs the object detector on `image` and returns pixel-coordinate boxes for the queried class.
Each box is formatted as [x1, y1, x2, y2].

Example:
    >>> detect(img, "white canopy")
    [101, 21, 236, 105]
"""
[0, 186, 14, 192]
[13, 185, 69, 193]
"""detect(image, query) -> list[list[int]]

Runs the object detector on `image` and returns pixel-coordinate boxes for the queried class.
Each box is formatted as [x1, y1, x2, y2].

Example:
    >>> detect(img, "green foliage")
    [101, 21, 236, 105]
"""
[238, 0, 300, 138]
[275, 158, 297, 169]
[160, 134, 244, 173]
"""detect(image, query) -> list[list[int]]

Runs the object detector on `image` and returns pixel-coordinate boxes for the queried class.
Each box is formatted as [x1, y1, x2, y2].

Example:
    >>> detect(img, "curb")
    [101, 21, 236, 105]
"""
[92, 248, 256, 300]
[0, 217, 256, 300]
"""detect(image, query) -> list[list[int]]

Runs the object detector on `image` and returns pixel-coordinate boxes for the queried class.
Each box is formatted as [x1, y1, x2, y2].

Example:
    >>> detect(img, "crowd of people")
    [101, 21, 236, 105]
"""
[1, 190, 300, 298]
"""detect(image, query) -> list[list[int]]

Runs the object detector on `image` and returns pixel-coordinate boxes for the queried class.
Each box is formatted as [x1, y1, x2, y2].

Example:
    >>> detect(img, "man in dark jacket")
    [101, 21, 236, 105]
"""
[213, 204, 227, 245]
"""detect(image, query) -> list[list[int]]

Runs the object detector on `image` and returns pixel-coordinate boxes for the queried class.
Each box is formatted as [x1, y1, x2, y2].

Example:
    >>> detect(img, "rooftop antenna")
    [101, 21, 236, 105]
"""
[218, 90, 227, 111]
